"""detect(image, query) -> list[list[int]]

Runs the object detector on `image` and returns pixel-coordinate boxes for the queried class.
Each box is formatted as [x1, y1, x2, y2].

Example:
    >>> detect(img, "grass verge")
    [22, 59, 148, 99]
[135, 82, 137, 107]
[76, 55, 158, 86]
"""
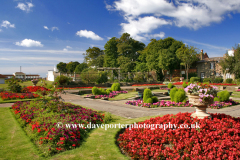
[109, 92, 137, 101]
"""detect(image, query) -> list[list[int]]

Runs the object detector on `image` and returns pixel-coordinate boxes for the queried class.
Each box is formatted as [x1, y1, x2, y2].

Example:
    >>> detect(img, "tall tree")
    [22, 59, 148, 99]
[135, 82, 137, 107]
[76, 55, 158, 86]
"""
[83, 47, 104, 67]
[66, 61, 80, 73]
[74, 63, 88, 73]
[57, 62, 67, 73]
[117, 56, 135, 73]
[176, 45, 198, 81]
[220, 45, 240, 79]
[104, 37, 119, 67]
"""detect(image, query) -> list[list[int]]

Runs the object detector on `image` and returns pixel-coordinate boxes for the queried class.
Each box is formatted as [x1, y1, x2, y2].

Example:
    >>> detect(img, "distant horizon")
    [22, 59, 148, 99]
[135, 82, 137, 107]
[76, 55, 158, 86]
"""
[0, 0, 240, 78]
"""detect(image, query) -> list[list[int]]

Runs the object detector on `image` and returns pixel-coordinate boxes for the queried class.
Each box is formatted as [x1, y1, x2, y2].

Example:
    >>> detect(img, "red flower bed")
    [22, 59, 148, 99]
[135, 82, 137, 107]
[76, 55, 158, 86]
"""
[132, 84, 164, 86]
[118, 112, 240, 159]
[0, 91, 40, 100]
[172, 82, 237, 86]
[56, 87, 103, 90]
[23, 86, 49, 93]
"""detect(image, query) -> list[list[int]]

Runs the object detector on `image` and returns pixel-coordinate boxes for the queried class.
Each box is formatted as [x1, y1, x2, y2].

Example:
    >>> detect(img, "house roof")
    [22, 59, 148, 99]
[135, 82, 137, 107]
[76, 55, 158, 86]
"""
[197, 57, 224, 63]
[15, 72, 25, 75]
[0, 74, 7, 78]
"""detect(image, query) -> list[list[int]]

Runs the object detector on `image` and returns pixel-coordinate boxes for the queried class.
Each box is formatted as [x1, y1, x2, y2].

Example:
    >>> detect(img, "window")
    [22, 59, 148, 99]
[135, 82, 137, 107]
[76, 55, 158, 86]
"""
[181, 71, 185, 74]
[226, 73, 231, 79]
[210, 62, 214, 69]
[201, 72, 205, 79]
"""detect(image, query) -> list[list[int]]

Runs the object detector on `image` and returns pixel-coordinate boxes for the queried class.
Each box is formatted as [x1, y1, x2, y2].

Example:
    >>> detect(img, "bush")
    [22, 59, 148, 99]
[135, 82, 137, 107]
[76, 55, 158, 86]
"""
[7, 77, 22, 93]
[106, 89, 112, 95]
[235, 79, 240, 85]
[172, 77, 180, 82]
[55, 75, 71, 85]
[217, 91, 230, 102]
[96, 71, 108, 84]
[173, 88, 186, 103]
[145, 98, 153, 104]
[226, 78, 233, 84]
[143, 89, 152, 103]
[80, 69, 99, 84]
[182, 82, 188, 88]
[103, 112, 114, 124]
[190, 77, 200, 83]
[92, 86, 99, 95]
[203, 78, 211, 83]
[111, 83, 121, 91]
[168, 83, 174, 89]
[170, 87, 178, 102]
[99, 88, 107, 95]
[133, 72, 144, 82]
[152, 96, 158, 103]
[214, 97, 221, 102]
[213, 78, 223, 83]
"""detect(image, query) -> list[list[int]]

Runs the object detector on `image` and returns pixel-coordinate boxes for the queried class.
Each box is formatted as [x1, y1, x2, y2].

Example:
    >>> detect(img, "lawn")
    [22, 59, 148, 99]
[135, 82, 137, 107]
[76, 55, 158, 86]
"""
[231, 91, 240, 98]
[109, 91, 137, 101]
[0, 80, 53, 89]
[0, 105, 160, 160]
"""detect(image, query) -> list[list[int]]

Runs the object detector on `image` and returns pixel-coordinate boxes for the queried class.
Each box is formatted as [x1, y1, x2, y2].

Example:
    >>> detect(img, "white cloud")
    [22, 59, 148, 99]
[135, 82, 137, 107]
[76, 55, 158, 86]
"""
[108, 0, 240, 39]
[1, 21, 15, 28]
[63, 46, 72, 51]
[16, 2, 34, 12]
[76, 30, 103, 40]
[120, 16, 170, 41]
[15, 39, 44, 47]
[144, 32, 165, 39]
[51, 27, 59, 31]
[44, 26, 49, 30]
[66, 46, 72, 49]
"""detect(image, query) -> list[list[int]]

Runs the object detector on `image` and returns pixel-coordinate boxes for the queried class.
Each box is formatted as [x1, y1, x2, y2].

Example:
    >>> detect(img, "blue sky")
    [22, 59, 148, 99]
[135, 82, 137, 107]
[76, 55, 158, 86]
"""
[0, 0, 240, 78]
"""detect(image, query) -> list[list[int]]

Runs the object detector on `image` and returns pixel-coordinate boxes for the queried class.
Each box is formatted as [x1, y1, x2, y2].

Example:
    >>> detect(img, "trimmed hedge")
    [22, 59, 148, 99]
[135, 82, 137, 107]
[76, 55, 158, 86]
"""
[111, 83, 121, 91]
[190, 77, 200, 83]
[182, 82, 188, 88]
[226, 78, 233, 84]
[214, 91, 230, 102]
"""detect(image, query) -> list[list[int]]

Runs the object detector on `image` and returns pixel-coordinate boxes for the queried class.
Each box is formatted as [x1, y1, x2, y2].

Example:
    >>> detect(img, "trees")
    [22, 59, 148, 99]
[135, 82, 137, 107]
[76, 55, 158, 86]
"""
[176, 45, 198, 81]
[74, 63, 88, 73]
[83, 47, 104, 67]
[66, 61, 80, 73]
[220, 45, 240, 79]
[57, 62, 67, 73]
[104, 37, 119, 67]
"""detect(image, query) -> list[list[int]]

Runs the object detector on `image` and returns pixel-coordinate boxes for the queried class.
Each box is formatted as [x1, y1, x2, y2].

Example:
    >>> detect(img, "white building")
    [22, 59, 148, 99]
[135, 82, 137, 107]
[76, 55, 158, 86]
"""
[47, 66, 60, 81]
[0, 74, 6, 84]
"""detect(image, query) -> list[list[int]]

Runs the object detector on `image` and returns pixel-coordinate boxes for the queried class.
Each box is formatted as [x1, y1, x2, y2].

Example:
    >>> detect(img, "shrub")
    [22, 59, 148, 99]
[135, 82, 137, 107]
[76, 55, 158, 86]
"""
[92, 86, 99, 95]
[235, 79, 240, 85]
[214, 97, 221, 102]
[80, 69, 99, 84]
[145, 98, 153, 104]
[103, 112, 114, 124]
[182, 82, 188, 88]
[217, 91, 230, 102]
[143, 89, 152, 103]
[173, 88, 186, 103]
[168, 83, 174, 89]
[55, 75, 71, 85]
[213, 78, 223, 83]
[152, 96, 158, 103]
[203, 78, 211, 83]
[190, 77, 200, 83]
[96, 71, 108, 84]
[99, 88, 107, 95]
[170, 87, 178, 101]
[172, 77, 180, 82]
[226, 78, 233, 84]
[7, 77, 22, 93]
[133, 72, 144, 82]
[111, 83, 121, 91]
[106, 89, 112, 95]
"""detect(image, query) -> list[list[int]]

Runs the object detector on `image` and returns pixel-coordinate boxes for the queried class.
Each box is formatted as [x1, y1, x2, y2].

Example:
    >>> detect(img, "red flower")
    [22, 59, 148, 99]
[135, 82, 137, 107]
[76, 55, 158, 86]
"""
[72, 144, 76, 147]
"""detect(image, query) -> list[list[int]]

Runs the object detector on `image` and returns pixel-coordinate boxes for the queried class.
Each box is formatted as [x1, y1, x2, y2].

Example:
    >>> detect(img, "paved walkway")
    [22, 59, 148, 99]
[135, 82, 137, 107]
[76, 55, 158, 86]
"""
[1, 91, 240, 118]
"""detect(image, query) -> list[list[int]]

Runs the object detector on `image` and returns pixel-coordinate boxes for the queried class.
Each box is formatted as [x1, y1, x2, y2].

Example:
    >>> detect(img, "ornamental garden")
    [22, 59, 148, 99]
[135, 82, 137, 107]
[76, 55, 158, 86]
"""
[0, 76, 240, 159]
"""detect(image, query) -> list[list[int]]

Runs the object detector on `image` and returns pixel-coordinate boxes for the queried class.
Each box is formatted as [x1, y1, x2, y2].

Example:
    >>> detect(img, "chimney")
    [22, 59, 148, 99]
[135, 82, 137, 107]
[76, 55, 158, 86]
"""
[200, 49, 204, 60]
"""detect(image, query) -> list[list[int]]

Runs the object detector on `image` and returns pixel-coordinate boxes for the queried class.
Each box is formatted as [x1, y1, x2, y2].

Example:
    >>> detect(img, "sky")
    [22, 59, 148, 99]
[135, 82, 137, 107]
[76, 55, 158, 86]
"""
[0, 0, 240, 78]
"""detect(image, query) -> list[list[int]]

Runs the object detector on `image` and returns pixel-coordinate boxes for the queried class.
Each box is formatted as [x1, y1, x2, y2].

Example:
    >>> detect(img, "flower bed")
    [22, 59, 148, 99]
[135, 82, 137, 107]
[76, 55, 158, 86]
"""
[0, 91, 40, 100]
[132, 84, 164, 86]
[22, 86, 49, 93]
[11, 100, 104, 156]
[57, 87, 103, 90]
[236, 89, 240, 92]
[173, 82, 236, 86]
[88, 91, 128, 99]
[117, 112, 240, 159]
[126, 99, 239, 109]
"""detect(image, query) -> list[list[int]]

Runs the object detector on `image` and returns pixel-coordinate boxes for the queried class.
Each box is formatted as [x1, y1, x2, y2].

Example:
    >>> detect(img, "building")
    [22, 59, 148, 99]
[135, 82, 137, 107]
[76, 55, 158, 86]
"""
[47, 67, 60, 81]
[2, 72, 40, 80]
[0, 74, 6, 84]
[196, 50, 235, 80]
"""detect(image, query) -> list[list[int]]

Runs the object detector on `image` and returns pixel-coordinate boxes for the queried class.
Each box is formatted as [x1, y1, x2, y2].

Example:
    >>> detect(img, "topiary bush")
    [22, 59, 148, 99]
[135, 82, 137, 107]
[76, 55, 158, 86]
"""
[170, 87, 178, 102]
[152, 96, 158, 103]
[55, 75, 71, 85]
[203, 78, 211, 83]
[143, 89, 153, 103]
[92, 86, 99, 95]
[106, 89, 112, 95]
[182, 82, 188, 88]
[168, 83, 174, 89]
[190, 77, 200, 83]
[217, 91, 230, 102]
[111, 83, 121, 91]
[173, 88, 186, 103]
[172, 77, 180, 82]
[226, 78, 233, 84]
[145, 98, 153, 104]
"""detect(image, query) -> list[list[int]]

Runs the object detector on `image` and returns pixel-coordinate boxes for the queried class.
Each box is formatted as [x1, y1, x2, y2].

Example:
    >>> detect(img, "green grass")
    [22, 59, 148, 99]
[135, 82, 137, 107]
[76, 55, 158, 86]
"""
[0, 104, 161, 160]
[231, 91, 240, 98]
[0, 107, 42, 160]
[109, 92, 138, 101]
[0, 81, 53, 89]
[151, 89, 168, 92]
[0, 96, 53, 103]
